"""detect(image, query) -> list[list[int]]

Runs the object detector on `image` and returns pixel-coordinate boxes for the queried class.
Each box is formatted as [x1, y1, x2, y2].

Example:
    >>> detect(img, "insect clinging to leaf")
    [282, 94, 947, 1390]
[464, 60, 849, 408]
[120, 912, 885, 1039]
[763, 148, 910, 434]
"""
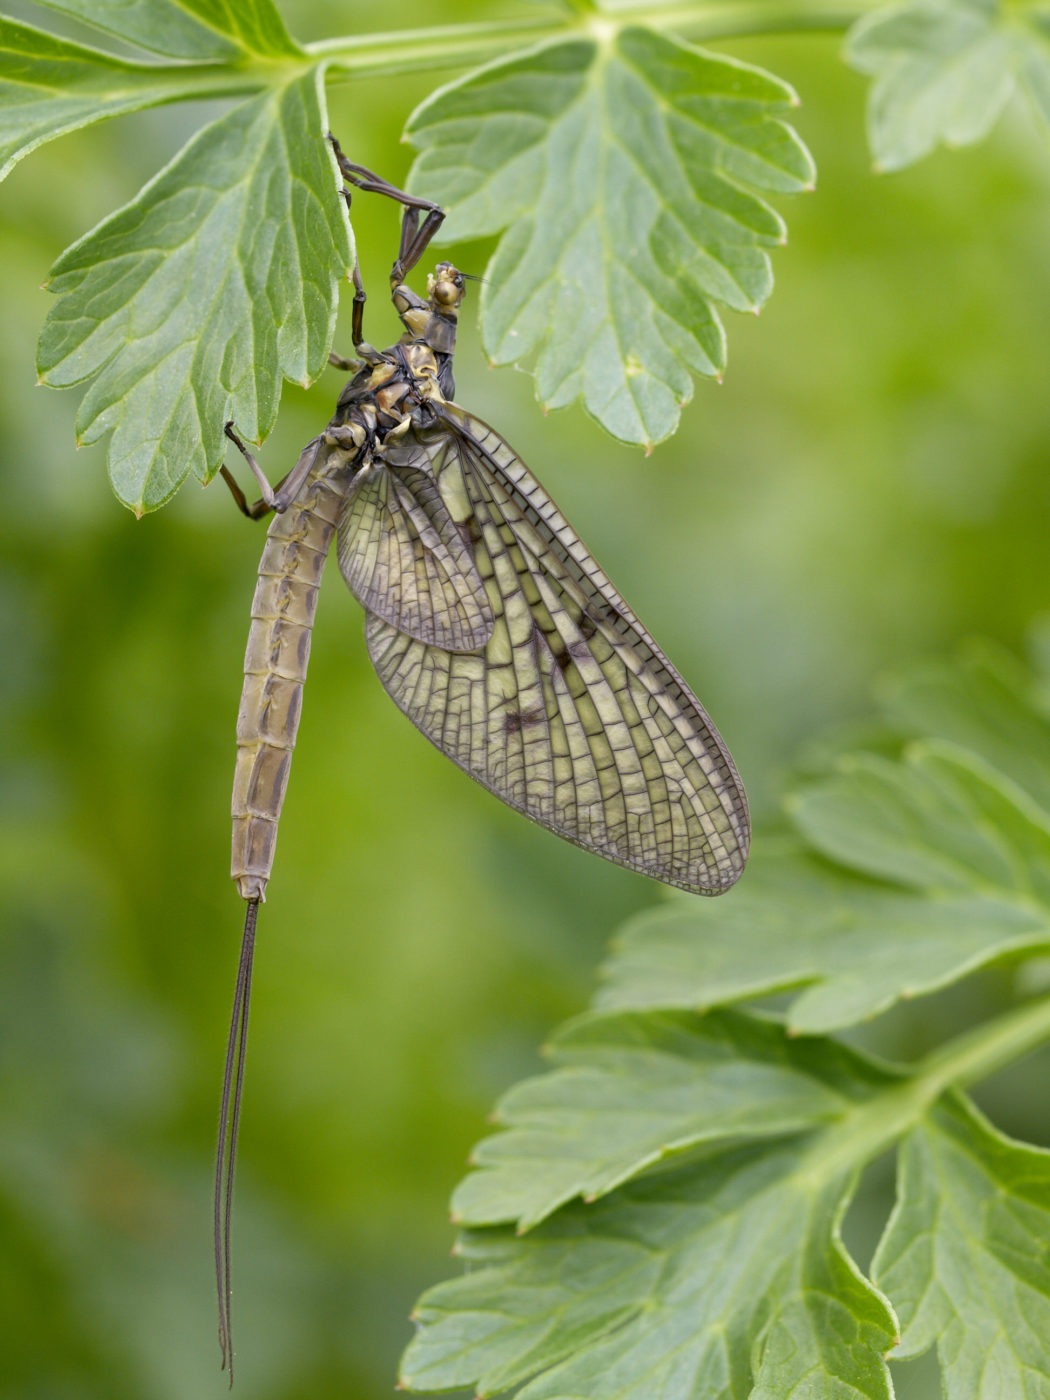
[214, 133, 750, 1377]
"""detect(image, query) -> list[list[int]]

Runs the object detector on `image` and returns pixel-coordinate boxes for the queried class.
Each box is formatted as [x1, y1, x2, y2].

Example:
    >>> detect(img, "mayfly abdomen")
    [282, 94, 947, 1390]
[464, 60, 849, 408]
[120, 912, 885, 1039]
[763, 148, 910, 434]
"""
[231, 460, 352, 901]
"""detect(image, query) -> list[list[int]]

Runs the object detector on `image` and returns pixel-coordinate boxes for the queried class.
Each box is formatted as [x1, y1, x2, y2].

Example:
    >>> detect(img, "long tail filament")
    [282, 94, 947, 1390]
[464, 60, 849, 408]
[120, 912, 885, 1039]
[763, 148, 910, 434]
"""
[215, 898, 259, 1384]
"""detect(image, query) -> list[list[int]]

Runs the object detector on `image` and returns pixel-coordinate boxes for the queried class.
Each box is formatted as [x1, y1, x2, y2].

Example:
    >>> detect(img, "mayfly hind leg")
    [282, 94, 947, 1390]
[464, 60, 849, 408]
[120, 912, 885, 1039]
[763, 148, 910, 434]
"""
[219, 422, 324, 520]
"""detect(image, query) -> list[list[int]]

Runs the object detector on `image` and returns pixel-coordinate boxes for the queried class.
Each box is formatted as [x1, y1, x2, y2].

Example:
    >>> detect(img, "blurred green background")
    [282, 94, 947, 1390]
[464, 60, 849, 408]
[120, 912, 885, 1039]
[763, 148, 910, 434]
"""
[3, 2, 1050, 1396]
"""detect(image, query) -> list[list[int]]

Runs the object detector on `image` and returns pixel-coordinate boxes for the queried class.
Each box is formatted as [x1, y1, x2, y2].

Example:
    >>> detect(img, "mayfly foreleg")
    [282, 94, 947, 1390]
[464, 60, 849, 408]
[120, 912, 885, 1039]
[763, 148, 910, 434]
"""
[327, 133, 446, 284]
[349, 258, 370, 354]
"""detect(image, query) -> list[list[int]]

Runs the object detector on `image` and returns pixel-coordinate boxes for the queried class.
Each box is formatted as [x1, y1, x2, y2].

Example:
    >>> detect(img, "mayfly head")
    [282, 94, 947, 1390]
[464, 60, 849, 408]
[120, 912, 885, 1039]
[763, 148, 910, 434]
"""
[427, 262, 467, 315]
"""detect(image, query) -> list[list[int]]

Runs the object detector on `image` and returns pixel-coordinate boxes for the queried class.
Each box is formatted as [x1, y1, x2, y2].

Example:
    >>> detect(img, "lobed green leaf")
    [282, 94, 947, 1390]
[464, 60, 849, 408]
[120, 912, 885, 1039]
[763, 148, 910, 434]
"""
[873, 1093, 1050, 1396]
[404, 1106, 898, 1398]
[599, 651, 1050, 1035]
[845, 0, 1050, 171]
[31, 0, 301, 59]
[453, 1008, 893, 1232]
[405, 27, 813, 449]
[0, 16, 270, 181]
[407, 649, 1050, 1396]
[881, 642, 1050, 810]
[36, 70, 350, 513]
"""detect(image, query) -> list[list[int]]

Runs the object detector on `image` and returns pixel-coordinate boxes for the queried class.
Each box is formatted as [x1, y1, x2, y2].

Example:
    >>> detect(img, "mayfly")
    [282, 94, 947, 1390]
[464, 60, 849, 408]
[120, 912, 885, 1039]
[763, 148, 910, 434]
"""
[214, 135, 750, 1376]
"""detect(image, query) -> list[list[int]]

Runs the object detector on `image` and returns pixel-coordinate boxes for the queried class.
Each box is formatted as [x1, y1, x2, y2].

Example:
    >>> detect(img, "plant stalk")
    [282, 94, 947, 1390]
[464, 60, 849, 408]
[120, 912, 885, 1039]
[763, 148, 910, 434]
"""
[803, 991, 1050, 1186]
[308, 1, 873, 79]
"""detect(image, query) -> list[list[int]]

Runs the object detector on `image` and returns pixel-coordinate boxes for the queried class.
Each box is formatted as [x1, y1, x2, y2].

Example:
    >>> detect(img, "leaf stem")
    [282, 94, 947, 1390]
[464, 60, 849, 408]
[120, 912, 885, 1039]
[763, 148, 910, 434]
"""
[307, 2, 872, 80]
[915, 988, 1050, 1098]
[805, 992, 1050, 1183]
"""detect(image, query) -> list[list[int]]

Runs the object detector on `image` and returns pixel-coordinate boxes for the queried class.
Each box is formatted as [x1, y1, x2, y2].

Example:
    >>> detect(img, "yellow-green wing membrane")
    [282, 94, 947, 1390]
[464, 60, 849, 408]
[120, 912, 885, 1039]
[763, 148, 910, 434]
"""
[337, 457, 494, 650]
[365, 410, 749, 894]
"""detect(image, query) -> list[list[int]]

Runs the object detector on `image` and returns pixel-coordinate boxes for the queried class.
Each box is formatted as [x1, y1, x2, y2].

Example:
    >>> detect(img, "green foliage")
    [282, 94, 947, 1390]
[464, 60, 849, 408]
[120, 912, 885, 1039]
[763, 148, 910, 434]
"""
[36, 74, 351, 513]
[845, 0, 1050, 170]
[0, 14, 254, 181]
[402, 647, 1050, 1397]
[599, 649, 1050, 1034]
[8, 0, 1048, 498]
[0, 2, 797, 500]
[5, 4, 1050, 1398]
[874, 1094, 1050, 1395]
[406, 28, 813, 447]
[33, 0, 301, 57]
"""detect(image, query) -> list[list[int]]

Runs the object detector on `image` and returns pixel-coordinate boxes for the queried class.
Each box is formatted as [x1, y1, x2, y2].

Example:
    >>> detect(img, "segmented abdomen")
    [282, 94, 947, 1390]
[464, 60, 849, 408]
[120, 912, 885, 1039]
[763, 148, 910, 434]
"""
[231, 460, 350, 901]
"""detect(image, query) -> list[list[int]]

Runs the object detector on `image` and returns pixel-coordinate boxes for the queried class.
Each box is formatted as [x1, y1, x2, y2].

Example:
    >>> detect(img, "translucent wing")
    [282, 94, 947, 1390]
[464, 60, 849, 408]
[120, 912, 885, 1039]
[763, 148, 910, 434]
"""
[337, 456, 494, 650]
[365, 408, 749, 894]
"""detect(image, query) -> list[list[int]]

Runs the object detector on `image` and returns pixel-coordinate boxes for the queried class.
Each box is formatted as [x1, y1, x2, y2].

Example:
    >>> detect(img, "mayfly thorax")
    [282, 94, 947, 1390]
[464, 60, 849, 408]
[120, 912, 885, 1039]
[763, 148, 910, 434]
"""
[213, 134, 750, 1379]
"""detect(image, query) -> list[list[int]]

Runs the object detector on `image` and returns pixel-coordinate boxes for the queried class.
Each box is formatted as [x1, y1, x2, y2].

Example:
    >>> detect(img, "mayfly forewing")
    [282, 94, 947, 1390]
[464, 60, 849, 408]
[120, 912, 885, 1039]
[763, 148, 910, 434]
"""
[366, 410, 749, 895]
[336, 453, 493, 651]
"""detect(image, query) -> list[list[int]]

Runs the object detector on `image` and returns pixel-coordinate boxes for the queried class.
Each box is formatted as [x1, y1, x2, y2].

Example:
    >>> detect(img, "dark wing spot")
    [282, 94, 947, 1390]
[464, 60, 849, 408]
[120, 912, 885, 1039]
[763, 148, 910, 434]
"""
[504, 707, 545, 734]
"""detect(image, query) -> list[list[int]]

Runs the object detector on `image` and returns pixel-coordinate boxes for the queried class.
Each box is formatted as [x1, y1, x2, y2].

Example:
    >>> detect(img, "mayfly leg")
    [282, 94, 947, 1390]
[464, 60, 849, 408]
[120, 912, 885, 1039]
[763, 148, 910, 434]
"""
[215, 139, 448, 1381]
[220, 424, 324, 520]
[327, 133, 446, 288]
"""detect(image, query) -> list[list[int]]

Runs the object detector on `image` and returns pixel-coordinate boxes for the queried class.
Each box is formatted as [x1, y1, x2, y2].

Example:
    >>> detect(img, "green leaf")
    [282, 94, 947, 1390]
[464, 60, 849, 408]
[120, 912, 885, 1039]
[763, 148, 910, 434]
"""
[407, 648, 1050, 1397]
[845, 0, 1050, 171]
[793, 743, 1050, 900]
[881, 643, 1050, 811]
[0, 16, 269, 181]
[37, 72, 351, 513]
[404, 1110, 898, 1397]
[599, 653, 1050, 1035]
[454, 1008, 891, 1232]
[405, 27, 813, 449]
[873, 1093, 1050, 1395]
[33, 0, 301, 59]
[598, 852, 1050, 1037]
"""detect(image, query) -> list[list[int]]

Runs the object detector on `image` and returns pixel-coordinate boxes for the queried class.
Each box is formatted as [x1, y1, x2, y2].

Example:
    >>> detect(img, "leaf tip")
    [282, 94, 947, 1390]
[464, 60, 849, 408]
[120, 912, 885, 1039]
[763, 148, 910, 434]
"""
[643, 441, 654, 458]
[450, 1208, 463, 1224]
